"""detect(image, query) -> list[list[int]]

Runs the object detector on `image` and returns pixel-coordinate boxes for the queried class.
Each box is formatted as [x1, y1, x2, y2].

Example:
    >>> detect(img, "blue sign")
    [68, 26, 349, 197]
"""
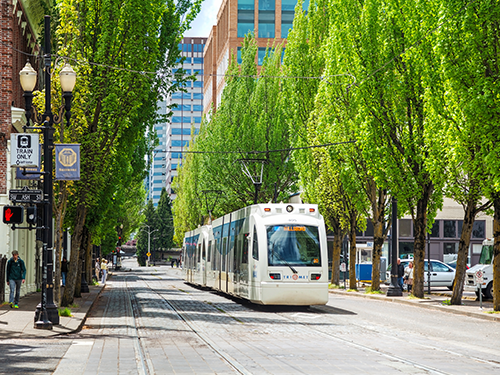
[55, 144, 80, 180]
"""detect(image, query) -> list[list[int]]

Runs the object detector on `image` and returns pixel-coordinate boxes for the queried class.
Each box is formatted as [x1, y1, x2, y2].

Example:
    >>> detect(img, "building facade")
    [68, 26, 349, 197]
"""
[203, 0, 309, 114]
[1, 1, 45, 301]
[148, 37, 205, 205]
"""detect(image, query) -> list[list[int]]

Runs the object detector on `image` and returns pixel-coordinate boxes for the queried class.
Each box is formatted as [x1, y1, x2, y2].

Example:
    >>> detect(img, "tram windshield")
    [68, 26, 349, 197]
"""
[266, 225, 321, 267]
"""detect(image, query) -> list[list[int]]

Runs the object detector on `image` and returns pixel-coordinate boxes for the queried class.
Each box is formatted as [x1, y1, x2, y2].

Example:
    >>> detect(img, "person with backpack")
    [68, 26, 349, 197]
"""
[6, 250, 26, 309]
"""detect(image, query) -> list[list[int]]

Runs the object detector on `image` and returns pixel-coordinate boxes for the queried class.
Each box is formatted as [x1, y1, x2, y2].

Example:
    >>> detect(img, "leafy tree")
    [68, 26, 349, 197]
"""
[155, 188, 175, 251]
[58, 0, 202, 306]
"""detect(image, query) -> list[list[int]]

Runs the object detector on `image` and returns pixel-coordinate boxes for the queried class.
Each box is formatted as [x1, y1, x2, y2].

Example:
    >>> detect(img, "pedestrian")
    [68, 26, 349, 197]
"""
[100, 258, 108, 284]
[61, 257, 69, 287]
[95, 259, 101, 281]
[404, 261, 414, 293]
[6, 250, 26, 309]
[171, 258, 175, 267]
[397, 258, 405, 290]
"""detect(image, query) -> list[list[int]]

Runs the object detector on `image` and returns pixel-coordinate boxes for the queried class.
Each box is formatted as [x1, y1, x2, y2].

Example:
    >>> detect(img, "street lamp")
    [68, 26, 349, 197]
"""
[20, 16, 77, 329]
[142, 224, 158, 267]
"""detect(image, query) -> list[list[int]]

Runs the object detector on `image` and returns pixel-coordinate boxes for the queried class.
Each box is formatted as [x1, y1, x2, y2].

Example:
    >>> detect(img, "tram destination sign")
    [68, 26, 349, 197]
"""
[9, 187, 43, 203]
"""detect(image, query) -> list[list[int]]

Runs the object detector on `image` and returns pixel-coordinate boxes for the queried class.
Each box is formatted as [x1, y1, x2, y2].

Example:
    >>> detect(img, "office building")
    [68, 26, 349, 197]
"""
[148, 37, 205, 205]
[203, 0, 309, 114]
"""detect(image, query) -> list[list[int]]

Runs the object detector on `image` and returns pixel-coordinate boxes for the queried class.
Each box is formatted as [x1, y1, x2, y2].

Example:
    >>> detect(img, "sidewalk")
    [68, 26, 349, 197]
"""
[0, 283, 104, 339]
[329, 285, 500, 322]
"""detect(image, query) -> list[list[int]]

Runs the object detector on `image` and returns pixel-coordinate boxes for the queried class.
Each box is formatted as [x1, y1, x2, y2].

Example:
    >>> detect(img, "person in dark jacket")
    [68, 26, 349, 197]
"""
[61, 257, 69, 286]
[6, 250, 26, 308]
[397, 258, 405, 290]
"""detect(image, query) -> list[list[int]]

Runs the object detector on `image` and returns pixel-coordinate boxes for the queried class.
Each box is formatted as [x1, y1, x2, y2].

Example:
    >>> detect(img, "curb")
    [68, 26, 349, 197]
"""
[329, 289, 500, 322]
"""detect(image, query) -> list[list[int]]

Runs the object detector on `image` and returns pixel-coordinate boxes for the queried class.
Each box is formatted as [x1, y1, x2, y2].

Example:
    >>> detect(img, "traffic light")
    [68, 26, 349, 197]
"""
[26, 206, 37, 225]
[3, 206, 24, 224]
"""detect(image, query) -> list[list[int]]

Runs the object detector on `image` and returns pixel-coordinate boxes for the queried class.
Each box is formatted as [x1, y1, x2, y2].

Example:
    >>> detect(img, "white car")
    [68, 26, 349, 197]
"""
[387, 259, 456, 290]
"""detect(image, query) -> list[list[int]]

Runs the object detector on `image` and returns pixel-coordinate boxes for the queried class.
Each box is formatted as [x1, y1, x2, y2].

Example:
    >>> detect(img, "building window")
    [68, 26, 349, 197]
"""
[193, 105, 203, 111]
[180, 104, 191, 111]
[399, 242, 414, 259]
[238, 0, 255, 37]
[171, 164, 177, 170]
[193, 57, 203, 64]
[281, 0, 295, 38]
[237, 47, 243, 64]
[193, 117, 202, 123]
[171, 140, 190, 147]
[193, 93, 203, 100]
[399, 219, 412, 237]
[472, 220, 485, 239]
[443, 243, 458, 255]
[430, 220, 440, 237]
[193, 81, 203, 88]
[443, 220, 456, 238]
[172, 128, 191, 135]
[259, 0, 275, 38]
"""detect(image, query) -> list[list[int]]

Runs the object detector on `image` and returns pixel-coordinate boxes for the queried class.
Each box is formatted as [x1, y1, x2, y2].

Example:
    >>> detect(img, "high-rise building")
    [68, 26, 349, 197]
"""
[148, 37, 206, 205]
[203, 0, 309, 114]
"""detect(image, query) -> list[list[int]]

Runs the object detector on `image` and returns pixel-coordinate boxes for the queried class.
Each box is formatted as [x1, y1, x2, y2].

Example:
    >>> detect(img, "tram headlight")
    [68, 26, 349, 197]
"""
[286, 205, 294, 213]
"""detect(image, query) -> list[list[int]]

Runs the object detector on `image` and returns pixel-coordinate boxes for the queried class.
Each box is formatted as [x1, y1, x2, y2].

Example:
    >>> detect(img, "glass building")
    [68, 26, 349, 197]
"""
[148, 37, 205, 205]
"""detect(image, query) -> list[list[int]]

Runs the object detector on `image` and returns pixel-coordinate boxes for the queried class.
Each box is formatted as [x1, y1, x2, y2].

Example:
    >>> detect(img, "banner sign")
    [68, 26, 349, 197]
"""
[10, 133, 40, 168]
[55, 144, 80, 180]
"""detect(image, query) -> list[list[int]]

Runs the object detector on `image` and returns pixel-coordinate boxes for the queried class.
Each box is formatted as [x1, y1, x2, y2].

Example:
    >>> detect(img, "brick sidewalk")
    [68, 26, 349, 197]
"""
[0, 284, 103, 339]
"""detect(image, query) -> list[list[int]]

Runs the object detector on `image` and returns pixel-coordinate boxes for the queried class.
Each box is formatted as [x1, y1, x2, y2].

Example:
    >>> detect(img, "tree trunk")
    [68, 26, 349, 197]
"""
[349, 216, 357, 290]
[493, 196, 500, 311]
[450, 199, 475, 305]
[61, 204, 87, 306]
[330, 226, 343, 285]
[371, 221, 384, 291]
[412, 183, 433, 298]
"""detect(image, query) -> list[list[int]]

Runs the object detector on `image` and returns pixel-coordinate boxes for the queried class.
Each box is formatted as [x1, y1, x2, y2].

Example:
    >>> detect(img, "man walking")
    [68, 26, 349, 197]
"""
[6, 250, 26, 309]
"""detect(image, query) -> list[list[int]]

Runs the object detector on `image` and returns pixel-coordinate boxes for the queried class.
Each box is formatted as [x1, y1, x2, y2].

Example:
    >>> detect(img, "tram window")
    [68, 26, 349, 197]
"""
[252, 226, 259, 260]
[197, 244, 201, 262]
[202, 241, 206, 260]
[242, 234, 249, 263]
[207, 241, 212, 262]
[222, 238, 227, 271]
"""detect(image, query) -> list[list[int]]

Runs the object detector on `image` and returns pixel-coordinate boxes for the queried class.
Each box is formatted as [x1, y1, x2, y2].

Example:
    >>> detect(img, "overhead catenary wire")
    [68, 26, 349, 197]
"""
[152, 140, 356, 155]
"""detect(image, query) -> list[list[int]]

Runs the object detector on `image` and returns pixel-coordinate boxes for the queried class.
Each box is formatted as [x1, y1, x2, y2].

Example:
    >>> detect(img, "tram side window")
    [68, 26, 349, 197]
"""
[252, 226, 259, 260]
[242, 234, 249, 263]
[207, 241, 212, 262]
[202, 241, 206, 260]
[197, 244, 201, 263]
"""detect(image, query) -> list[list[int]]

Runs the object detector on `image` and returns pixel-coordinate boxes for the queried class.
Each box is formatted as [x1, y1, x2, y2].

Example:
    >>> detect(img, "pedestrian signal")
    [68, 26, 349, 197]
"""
[26, 206, 37, 225]
[3, 206, 24, 224]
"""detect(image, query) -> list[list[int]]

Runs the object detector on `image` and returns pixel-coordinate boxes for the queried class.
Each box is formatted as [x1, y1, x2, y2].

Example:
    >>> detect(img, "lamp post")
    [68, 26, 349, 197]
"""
[142, 224, 158, 267]
[20, 16, 76, 329]
[386, 197, 402, 296]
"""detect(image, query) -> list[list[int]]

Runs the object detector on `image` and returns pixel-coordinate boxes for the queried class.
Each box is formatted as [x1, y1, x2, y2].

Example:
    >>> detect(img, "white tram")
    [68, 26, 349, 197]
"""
[182, 203, 329, 305]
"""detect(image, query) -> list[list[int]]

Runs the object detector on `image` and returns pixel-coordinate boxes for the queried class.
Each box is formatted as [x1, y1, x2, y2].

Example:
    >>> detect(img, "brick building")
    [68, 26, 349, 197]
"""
[203, 0, 309, 114]
[1, 0, 44, 300]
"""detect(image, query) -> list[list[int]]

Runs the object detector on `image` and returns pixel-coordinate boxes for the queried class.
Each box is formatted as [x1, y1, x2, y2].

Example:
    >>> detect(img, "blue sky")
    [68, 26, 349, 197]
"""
[185, 0, 223, 38]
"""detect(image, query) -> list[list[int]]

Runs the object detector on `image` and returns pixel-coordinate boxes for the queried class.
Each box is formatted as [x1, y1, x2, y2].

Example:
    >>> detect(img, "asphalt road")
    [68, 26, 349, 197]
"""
[2, 257, 499, 374]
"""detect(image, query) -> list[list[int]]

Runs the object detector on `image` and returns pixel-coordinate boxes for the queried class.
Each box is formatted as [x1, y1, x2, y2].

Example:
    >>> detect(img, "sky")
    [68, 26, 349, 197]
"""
[184, 0, 224, 38]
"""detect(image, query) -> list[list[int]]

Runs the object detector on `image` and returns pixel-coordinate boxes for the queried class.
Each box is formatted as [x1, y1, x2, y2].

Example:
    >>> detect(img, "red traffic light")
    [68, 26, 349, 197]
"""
[3, 206, 24, 224]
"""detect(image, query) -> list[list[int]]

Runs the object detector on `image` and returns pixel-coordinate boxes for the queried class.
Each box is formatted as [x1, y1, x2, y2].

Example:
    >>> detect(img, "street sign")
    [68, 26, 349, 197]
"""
[475, 270, 484, 284]
[147, 252, 151, 257]
[340, 263, 346, 272]
[9, 186, 43, 203]
[11, 133, 40, 168]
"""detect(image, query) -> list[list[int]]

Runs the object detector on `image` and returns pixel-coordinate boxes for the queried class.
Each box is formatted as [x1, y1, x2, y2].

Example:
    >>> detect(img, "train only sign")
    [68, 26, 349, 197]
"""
[10, 133, 40, 168]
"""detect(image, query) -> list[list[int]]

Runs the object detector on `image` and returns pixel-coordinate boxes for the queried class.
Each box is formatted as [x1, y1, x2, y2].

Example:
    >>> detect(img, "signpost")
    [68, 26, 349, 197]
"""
[475, 270, 484, 309]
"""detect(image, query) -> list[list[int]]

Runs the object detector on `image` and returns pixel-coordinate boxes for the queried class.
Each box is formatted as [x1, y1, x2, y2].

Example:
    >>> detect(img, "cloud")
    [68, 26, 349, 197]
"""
[185, 0, 224, 38]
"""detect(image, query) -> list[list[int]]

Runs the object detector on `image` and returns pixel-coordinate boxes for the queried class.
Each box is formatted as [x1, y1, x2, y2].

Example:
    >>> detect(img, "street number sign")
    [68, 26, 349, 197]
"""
[9, 186, 43, 203]
[11, 133, 40, 167]
[475, 270, 484, 284]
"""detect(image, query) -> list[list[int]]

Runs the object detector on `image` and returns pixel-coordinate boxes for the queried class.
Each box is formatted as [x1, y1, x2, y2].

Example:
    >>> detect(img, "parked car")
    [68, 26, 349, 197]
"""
[386, 259, 457, 290]
[446, 259, 470, 270]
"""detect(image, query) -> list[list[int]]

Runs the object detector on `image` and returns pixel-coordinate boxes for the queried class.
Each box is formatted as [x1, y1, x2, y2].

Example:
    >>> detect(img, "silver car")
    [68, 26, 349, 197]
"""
[387, 259, 456, 290]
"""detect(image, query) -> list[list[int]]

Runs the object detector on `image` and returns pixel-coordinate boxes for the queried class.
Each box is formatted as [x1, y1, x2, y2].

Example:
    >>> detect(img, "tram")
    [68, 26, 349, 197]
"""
[182, 203, 329, 305]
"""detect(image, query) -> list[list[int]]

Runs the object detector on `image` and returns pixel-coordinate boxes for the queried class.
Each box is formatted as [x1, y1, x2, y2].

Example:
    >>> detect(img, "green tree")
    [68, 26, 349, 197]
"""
[59, 0, 201, 306]
[156, 188, 175, 251]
